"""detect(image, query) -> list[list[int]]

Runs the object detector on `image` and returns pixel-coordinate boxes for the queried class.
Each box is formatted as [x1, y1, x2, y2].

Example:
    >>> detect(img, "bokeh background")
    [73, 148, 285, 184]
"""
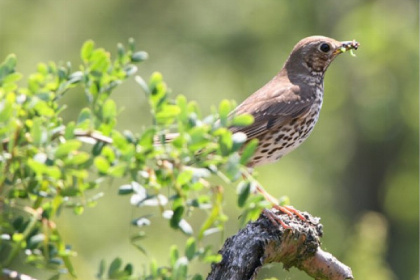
[0, 0, 418, 279]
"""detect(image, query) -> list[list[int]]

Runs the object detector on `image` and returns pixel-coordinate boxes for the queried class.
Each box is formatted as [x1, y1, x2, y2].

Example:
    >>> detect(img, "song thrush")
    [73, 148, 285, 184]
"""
[227, 36, 359, 225]
[161, 36, 359, 225]
[230, 36, 359, 167]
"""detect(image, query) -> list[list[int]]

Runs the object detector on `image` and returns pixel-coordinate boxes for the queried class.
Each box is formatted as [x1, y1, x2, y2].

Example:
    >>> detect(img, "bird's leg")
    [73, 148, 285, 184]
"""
[263, 209, 291, 229]
[255, 184, 306, 221]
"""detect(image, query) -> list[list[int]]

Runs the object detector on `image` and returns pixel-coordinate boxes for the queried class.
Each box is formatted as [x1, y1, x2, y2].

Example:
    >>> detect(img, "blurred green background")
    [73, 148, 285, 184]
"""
[0, 0, 418, 279]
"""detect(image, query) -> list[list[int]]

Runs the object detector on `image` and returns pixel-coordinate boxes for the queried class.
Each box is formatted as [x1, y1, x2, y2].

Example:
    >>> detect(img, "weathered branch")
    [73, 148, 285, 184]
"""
[207, 209, 353, 280]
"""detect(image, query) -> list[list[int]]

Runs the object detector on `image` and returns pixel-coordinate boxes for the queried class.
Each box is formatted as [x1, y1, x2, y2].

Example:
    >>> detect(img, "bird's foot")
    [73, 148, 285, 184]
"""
[255, 184, 306, 226]
[263, 206, 306, 229]
[263, 209, 291, 229]
[272, 204, 306, 221]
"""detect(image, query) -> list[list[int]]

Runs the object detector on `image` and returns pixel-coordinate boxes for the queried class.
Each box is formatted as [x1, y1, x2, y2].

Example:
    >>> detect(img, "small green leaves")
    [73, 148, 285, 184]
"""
[102, 99, 117, 122]
[0, 38, 271, 280]
[155, 104, 181, 123]
[240, 139, 258, 165]
[81, 40, 95, 63]
[237, 181, 251, 207]
[185, 237, 197, 261]
[218, 99, 232, 126]
[231, 113, 254, 127]
[97, 258, 135, 280]
[94, 156, 110, 173]
[170, 206, 185, 229]
[54, 140, 82, 158]
[0, 53, 17, 86]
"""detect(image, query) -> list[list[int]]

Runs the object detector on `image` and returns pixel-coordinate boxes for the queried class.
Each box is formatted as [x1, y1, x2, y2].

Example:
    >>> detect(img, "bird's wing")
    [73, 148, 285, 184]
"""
[229, 83, 314, 139]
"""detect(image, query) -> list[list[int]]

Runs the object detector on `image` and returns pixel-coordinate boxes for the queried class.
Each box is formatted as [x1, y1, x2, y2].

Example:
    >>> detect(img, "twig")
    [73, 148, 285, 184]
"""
[73, 129, 113, 144]
[1, 129, 113, 151]
[2, 268, 39, 280]
[207, 209, 353, 280]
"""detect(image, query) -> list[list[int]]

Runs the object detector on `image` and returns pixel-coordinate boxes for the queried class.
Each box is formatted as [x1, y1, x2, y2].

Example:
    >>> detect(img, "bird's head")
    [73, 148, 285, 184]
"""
[285, 36, 359, 77]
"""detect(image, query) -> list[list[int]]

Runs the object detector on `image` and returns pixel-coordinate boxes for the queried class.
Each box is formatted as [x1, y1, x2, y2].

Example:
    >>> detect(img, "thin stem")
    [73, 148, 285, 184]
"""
[3, 207, 41, 266]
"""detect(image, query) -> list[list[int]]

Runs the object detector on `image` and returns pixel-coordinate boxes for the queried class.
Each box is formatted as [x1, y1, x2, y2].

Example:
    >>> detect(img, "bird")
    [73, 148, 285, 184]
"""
[228, 36, 359, 226]
[161, 36, 359, 226]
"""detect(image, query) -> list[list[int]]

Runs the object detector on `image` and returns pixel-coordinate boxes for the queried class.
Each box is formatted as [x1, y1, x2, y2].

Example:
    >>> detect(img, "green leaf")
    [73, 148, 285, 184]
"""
[240, 139, 258, 165]
[237, 181, 251, 207]
[77, 107, 92, 127]
[176, 94, 188, 122]
[48, 274, 60, 280]
[123, 263, 133, 276]
[34, 99, 54, 117]
[68, 71, 83, 84]
[191, 275, 203, 280]
[131, 51, 148, 62]
[55, 140, 82, 158]
[2, 72, 22, 84]
[73, 205, 84, 215]
[81, 40, 95, 63]
[170, 206, 184, 229]
[231, 114, 254, 127]
[218, 99, 231, 126]
[118, 184, 134, 195]
[0, 54, 17, 83]
[169, 245, 179, 267]
[117, 43, 125, 60]
[91, 49, 110, 72]
[94, 156, 110, 173]
[174, 257, 188, 278]
[203, 253, 222, 263]
[27, 158, 46, 175]
[45, 166, 61, 179]
[149, 71, 163, 89]
[0, 93, 14, 122]
[124, 64, 137, 77]
[108, 163, 127, 177]
[108, 257, 122, 277]
[97, 259, 106, 278]
[218, 129, 233, 156]
[30, 118, 44, 146]
[176, 170, 193, 186]
[185, 237, 196, 261]
[155, 105, 181, 123]
[131, 216, 151, 227]
[64, 152, 90, 166]
[102, 99, 117, 121]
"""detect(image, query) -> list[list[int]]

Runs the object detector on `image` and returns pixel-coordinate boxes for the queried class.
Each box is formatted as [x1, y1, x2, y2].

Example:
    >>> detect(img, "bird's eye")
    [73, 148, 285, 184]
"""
[319, 43, 331, 53]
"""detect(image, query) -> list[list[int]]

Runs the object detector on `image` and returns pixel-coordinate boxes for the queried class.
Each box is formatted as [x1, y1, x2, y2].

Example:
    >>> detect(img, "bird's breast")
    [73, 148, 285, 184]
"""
[247, 89, 323, 167]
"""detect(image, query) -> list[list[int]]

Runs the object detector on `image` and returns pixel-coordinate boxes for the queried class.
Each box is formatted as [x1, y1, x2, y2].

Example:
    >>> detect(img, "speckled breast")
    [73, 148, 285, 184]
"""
[248, 98, 323, 167]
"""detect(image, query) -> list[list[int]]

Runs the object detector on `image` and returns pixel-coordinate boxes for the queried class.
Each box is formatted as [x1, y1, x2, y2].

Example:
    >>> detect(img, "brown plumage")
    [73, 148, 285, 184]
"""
[229, 36, 359, 167]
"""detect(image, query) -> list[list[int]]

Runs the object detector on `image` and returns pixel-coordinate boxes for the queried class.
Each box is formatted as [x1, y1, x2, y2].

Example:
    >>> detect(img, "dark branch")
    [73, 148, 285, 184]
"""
[207, 209, 353, 280]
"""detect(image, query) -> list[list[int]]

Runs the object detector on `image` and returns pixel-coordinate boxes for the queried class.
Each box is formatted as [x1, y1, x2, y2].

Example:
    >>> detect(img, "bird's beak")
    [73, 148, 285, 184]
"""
[334, 40, 360, 55]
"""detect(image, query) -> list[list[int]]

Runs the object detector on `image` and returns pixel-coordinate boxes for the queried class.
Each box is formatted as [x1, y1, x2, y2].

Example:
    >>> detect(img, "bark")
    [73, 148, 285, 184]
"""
[207, 209, 353, 280]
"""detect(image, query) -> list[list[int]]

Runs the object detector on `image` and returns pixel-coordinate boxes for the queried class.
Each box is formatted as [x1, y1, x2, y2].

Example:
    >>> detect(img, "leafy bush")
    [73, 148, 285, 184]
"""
[0, 39, 267, 279]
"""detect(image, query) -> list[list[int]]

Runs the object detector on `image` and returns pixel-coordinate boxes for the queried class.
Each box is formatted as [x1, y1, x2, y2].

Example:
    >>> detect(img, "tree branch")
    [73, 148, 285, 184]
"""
[1, 128, 113, 151]
[207, 209, 353, 280]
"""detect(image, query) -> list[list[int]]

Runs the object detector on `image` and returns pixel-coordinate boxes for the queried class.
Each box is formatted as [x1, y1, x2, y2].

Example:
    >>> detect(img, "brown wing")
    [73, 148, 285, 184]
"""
[229, 78, 314, 139]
